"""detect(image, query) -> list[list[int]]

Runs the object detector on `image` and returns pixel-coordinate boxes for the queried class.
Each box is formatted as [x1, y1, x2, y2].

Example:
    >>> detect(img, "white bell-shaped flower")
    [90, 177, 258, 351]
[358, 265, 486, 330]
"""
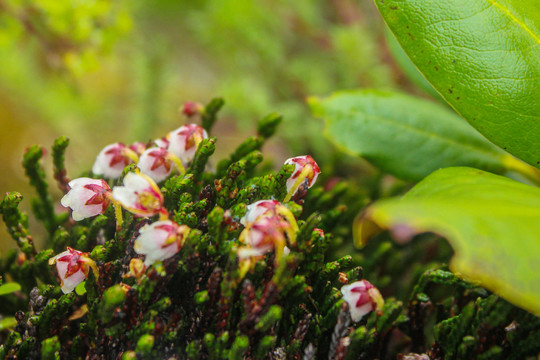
[138, 147, 174, 183]
[167, 124, 208, 164]
[240, 200, 280, 226]
[134, 220, 190, 266]
[283, 155, 321, 201]
[341, 280, 384, 322]
[112, 172, 166, 218]
[92, 143, 139, 179]
[49, 247, 98, 294]
[61, 178, 111, 221]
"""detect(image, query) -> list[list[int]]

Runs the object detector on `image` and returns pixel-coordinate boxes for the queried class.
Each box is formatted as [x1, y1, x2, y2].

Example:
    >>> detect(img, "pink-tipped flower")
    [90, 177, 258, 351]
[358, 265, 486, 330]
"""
[284, 155, 321, 201]
[134, 220, 190, 266]
[238, 216, 293, 258]
[129, 142, 147, 156]
[167, 124, 208, 164]
[60, 178, 111, 221]
[92, 143, 139, 179]
[238, 200, 299, 259]
[341, 280, 384, 322]
[138, 147, 174, 182]
[112, 172, 166, 218]
[182, 101, 204, 117]
[154, 136, 170, 149]
[49, 247, 98, 294]
[240, 200, 281, 226]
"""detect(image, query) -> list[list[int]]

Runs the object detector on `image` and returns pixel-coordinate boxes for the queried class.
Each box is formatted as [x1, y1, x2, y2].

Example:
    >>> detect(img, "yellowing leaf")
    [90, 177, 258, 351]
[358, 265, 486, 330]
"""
[355, 167, 540, 316]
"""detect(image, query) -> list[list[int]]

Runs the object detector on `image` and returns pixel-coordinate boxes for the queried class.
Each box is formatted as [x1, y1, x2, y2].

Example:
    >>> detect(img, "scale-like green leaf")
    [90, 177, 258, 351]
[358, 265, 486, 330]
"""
[310, 89, 513, 181]
[376, 0, 540, 169]
[354, 167, 540, 316]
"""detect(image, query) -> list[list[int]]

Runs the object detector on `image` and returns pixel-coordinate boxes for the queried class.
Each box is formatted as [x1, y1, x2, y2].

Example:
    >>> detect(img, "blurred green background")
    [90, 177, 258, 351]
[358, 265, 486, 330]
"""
[0, 0, 427, 252]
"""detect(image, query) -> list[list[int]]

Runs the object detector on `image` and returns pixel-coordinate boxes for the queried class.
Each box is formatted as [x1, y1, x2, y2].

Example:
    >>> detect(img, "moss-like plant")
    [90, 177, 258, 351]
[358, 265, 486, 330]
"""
[1, 100, 539, 359]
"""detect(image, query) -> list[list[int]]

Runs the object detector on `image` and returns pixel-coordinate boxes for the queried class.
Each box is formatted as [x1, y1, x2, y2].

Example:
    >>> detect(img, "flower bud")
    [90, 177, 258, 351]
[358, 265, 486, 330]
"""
[49, 247, 98, 294]
[284, 155, 321, 200]
[92, 143, 139, 179]
[182, 101, 204, 117]
[137, 147, 174, 182]
[61, 178, 111, 221]
[112, 172, 166, 217]
[167, 124, 208, 164]
[238, 216, 292, 258]
[341, 280, 384, 322]
[126, 258, 146, 279]
[134, 220, 190, 265]
[240, 200, 280, 226]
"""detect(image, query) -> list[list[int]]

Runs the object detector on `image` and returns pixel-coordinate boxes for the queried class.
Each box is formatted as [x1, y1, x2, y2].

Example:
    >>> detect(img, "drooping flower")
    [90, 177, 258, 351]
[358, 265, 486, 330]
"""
[125, 258, 146, 279]
[238, 215, 297, 259]
[167, 124, 208, 164]
[134, 220, 190, 266]
[137, 147, 174, 182]
[112, 172, 167, 218]
[49, 247, 98, 294]
[154, 136, 170, 149]
[60, 178, 111, 221]
[283, 155, 321, 202]
[92, 143, 139, 179]
[128, 142, 147, 156]
[238, 200, 299, 260]
[240, 200, 281, 226]
[340, 280, 384, 322]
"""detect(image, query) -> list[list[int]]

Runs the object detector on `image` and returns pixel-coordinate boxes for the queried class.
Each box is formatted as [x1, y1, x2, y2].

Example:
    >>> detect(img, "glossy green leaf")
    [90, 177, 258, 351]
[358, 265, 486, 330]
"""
[310, 89, 514, 181]
[0, 282, 21, 296]
[376, 0, 540, 169]
[354, 167, 540, 316]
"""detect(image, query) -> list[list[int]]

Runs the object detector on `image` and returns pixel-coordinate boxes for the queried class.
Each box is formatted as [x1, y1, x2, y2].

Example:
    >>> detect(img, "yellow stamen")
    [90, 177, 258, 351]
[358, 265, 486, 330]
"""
[283, 165, 313, 203]
[158, 209, 170, 221]
[122, 148, 140, 164]
[167, 153, 186, 175]
[112, 200, 123, 230]
[238, 258, 252, 279]
[368, 287, 385, 312]
[80, 256, 99, 279]
[192, 132, 203, 148]
[276, 205, 299, 245]
[138, 192, 160, 211]
[273, 235, 286, 264]
[178, 225, 191, 247]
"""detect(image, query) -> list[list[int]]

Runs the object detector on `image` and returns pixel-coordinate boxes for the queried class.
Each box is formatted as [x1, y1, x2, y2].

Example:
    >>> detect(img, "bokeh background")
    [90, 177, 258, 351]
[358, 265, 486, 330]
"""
[0, 0, 430, 252]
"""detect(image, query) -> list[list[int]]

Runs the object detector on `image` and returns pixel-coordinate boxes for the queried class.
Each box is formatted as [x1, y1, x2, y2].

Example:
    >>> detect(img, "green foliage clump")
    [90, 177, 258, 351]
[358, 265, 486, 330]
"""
[1, 101, 539, 359]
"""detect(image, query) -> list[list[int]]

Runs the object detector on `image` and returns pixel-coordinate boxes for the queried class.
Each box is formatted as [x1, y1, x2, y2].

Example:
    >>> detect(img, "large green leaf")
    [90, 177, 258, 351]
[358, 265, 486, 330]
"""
[310, 89, 517, 181]
[376, 0, 540, 169]
[354, 167, 540, 316]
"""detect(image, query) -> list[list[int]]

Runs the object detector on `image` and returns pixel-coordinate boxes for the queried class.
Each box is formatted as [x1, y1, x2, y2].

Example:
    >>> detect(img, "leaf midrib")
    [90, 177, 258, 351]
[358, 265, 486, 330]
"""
[332, 107, 504, 161]
[485, 0, 540, 44]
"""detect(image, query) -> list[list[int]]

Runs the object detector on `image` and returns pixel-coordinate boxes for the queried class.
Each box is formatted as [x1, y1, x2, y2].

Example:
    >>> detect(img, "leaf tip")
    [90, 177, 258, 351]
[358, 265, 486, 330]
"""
[352, 212, 382, 249]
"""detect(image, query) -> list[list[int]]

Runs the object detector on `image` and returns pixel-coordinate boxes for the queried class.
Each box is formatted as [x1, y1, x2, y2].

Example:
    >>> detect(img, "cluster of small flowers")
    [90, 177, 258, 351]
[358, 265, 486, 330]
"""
[51, 124, 321, 288]
[50, 124, 382, 322]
